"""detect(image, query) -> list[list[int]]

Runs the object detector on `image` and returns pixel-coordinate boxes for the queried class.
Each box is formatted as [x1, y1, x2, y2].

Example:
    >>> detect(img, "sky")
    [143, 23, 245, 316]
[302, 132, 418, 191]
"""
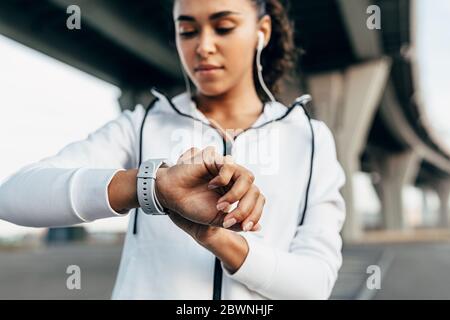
[0, 35, 129, 238]
[0, 1, 449, 238]
[415, 0, 450, 141]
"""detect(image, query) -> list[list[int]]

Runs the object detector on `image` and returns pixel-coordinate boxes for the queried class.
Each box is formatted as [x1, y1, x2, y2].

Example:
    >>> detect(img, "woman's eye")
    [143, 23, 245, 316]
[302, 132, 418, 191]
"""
[216, 27, 235, 35]
[179, 30, 197, 38]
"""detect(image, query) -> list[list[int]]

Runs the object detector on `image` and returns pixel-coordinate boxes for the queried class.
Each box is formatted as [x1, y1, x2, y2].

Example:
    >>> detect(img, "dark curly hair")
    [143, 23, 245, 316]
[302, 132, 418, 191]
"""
[251, 0, 297, 102]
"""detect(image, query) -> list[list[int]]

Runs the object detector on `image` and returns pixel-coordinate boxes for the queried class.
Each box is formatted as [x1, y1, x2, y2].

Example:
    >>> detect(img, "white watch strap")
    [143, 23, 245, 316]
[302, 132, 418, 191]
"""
[137, 158, 170, 215]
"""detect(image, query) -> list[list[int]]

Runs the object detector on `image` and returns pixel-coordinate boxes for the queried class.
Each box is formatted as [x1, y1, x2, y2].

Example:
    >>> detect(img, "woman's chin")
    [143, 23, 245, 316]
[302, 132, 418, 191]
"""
[195, 83, 229, 97]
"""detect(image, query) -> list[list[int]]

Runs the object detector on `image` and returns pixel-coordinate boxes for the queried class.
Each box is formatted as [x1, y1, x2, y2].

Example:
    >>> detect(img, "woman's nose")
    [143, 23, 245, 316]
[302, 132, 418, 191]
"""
[196, 32, 216, 58]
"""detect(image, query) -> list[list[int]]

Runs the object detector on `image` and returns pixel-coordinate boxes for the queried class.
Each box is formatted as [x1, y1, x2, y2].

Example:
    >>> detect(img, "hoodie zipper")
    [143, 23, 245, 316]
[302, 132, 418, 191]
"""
[212, 136, 234, 300]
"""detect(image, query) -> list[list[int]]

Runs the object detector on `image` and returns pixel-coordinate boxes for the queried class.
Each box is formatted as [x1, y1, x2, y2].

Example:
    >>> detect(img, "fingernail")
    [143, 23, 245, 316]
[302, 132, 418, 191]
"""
[243, 221, 254, 232]
[216, 202, 228, 211]
[223, 218, 237, 229]
[208, 184, 218, 190]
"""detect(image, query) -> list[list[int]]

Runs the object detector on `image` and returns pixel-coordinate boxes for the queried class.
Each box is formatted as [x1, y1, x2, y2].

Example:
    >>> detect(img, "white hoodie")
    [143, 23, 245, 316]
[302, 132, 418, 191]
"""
[0, 89, 346, 300]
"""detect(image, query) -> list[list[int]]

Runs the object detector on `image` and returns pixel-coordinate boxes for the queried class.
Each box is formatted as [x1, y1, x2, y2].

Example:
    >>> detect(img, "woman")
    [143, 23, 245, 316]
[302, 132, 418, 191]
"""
[0, 0, 346, 299]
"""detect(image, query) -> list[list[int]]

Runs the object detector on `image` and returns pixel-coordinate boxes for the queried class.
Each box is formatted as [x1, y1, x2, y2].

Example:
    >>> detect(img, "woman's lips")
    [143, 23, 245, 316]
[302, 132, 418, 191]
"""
[195, 66, 224, 75]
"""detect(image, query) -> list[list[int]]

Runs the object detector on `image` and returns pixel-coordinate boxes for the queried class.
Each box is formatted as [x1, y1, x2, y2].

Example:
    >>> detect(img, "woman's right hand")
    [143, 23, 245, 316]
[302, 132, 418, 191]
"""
[155, 147, 264, 232]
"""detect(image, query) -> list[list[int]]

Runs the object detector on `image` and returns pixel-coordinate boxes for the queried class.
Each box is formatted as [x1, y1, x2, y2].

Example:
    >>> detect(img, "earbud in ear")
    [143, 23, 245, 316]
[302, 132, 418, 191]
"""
[257, 31, 265, 51]
[255, 30, 276, 102]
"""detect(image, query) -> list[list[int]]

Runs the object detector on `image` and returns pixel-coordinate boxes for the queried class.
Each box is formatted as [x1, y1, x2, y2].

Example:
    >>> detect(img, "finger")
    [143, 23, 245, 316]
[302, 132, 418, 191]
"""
[202, 146, 222, 176]
[217, 167, 255, 205]
[227, 221, 261, 233]
[252, 223, 262, 231]
[208, 155, 235, 190]
[227, 221, 262, 233]
[215, 154, 232, 171]
[216, 201, 232, 213]
[241, 193, 265, 232]
[222, 185, 260, 228]
[177, 147, 201, 164]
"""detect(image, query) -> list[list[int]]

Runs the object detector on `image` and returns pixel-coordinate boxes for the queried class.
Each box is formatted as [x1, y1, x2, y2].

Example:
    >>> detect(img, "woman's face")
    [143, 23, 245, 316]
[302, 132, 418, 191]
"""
[173, 0, 270, 97]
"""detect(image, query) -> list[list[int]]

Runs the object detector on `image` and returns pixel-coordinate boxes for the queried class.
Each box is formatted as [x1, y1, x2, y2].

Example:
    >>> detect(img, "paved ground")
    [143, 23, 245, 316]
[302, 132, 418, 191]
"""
[332, 241, 450, 299]
[2, 239, 450, 299]
[0, 243, 121, 299]
[331, 244, 387, 299]
[372, 242, 450, 299]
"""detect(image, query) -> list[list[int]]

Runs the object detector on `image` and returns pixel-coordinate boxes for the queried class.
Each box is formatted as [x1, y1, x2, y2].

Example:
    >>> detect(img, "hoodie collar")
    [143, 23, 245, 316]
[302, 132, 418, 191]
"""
[151, 88, 292, 128]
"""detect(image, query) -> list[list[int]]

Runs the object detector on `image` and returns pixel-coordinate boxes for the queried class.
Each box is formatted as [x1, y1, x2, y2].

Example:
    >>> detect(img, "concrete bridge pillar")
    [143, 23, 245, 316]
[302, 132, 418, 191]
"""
[307, 58, 391, 242]
[374, 151, 421, 229]
[429, 179, 450, 227]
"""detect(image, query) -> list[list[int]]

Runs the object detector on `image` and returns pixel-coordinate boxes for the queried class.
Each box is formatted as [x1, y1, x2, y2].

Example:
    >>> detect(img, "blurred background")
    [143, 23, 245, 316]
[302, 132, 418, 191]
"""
[0, 0, 449, 299]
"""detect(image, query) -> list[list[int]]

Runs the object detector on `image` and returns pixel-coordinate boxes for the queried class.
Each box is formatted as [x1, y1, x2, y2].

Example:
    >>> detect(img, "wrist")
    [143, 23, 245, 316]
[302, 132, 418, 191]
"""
[200, 229, 249, 274]
[108, 169, 139, 214]
[126, 169, 139, 209]
[197, 226, 228, 248]
[155, 167, 170, 210]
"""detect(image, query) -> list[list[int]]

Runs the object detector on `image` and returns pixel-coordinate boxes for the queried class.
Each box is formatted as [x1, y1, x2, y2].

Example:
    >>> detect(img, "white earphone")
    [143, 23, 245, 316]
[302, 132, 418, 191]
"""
[256, 31, 276, 102]
[257, 31, 265, 52]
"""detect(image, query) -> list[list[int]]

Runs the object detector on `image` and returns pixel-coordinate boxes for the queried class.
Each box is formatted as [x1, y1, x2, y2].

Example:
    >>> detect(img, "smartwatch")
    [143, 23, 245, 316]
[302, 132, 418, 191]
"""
[137, 158, 171, 215]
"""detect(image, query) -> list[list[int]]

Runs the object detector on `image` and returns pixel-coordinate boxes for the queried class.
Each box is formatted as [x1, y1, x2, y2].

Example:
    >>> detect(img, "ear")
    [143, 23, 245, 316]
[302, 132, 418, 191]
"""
[257, 14, 272, 48]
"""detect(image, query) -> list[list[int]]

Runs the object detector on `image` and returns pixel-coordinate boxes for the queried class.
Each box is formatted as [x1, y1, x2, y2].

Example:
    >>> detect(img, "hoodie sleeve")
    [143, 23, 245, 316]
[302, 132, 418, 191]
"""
[0, 105, 145, 228]
[222, 121, 346, 299]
